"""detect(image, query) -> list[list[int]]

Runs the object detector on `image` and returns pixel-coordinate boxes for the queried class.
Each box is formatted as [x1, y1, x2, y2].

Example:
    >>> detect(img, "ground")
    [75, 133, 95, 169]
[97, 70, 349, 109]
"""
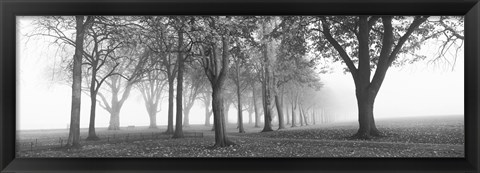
[17, 115, 464, 157]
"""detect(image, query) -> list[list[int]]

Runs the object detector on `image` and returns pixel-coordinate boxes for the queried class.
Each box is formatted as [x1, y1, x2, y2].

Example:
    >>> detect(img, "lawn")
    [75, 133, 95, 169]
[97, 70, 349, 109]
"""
[16, 115, 464, 158]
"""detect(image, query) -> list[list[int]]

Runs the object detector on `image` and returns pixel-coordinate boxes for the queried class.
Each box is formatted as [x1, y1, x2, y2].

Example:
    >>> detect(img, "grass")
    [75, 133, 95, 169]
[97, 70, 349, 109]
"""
[16, 115, 464, 158]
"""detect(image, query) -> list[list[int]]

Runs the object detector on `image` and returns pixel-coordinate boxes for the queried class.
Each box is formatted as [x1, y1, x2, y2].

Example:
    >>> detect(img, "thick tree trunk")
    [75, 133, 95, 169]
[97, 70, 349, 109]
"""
[275, 95, 285, 130]
[166, 78, 175, 134]
[352, 88, 381, 139]
[108, 107, 120, 130]
[148, 104, 158, 128]
[173, 29, 184, 139]
[108, 83, 132, 130]
[67, 16, 85, 147]
[211, 85, 235, 147]
[86, 90, 99, 141]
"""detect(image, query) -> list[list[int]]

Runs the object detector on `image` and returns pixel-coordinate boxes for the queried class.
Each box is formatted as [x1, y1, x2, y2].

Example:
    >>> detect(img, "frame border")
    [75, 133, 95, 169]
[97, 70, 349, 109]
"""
[1, 0, 479, 172]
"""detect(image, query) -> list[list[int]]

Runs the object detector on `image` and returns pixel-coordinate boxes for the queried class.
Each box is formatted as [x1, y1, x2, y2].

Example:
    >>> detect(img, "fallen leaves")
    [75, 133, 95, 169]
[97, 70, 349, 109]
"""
[17, 115, 464, 158]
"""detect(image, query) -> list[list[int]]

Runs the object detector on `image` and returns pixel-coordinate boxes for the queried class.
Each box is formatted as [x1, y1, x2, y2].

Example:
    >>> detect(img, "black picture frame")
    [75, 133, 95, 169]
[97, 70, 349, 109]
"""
[1, 0, 479, 172]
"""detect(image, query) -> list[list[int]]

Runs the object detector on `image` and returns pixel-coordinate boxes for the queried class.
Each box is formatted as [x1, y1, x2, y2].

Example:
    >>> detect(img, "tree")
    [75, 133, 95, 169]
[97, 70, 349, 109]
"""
[260, 18, 275, 132]
[67, 16, 93, 147]
[199, 88, 213, 126]
[97, 46, 149, 130]
[172, 18, 186, 139]
[312, 16, 430, 138]
[182, 63, 208, 127]
[137, 51, 168, 129]
[194, 16, 257, 147]
[90, 17, 149, 131]
[28, 16, 95, 146]
[142, 16, 178, 134]
[199, 29, 234, 146]
[229, 44, 251, 133]
[81, 17, 134, 140]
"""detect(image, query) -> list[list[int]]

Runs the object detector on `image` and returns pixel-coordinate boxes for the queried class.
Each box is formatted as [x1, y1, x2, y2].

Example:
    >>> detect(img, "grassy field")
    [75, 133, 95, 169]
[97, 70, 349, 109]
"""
[17, 115, 464, 158]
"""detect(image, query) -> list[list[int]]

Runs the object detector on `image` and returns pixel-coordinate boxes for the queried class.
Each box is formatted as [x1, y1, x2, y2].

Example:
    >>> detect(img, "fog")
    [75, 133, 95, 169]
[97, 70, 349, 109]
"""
[16, 16, 464, 130]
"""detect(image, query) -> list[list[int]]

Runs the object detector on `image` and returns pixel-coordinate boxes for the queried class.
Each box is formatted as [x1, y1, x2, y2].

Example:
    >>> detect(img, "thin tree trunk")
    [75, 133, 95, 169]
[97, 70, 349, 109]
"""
[205, 104, 212, 126]
[166, 77, 175, 134]
[173, 29, 184, 139]
[235, 62, 245, 133]
[252, 83, 260, 128]
[183, 103, 193, 127]
[261, 78, 273, 132]
[302, 107, 309, 126]
[286, 103, 290, 125]
[86, 90, 99, 140]
[312, 109, 316, 125]
[225, 102, 231, 124]
[291, 101, 296, 127]
[67, 16, 85, 147]
[248, 110, 253, 124]
[299, 106, 304, 126]
[275, 95, 285, 130]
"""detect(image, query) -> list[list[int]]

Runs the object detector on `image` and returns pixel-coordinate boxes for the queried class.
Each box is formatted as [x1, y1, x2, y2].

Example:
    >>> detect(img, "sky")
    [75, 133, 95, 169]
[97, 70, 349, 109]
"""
[16, 16, 464, 130]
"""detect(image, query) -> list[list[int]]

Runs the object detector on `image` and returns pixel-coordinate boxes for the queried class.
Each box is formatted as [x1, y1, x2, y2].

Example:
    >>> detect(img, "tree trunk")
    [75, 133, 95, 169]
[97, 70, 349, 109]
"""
[248, 110, 253, 124]
[312, 109, 316, 125]
[225, 102, 231, 124]
[286, 104, 290, 125]
[166, 77, 175, 134]
[183, 104, 192, 127]
[291, 101, 296, 127]
[173, 29, 184, 139]
[86, 89, 99, 141]
[235, 62, 245, 133]
[261, 78, 273, 132]
[205, 104, 212, 126]
[108, 83, 133, 130]
[108, 107, 120, 130]
[261, 20, 273, 132]
[275, 95, 285, 130]
[299, 106, 304, 126]
[302, 107, 309, 126]
[237, 98, 245, 133]
[352, 87, 381, 139]
[237, 106, 245, 133]
[67, 16, 85, 147]
[211, 84, 235, 147]
[252, 83, 260, 128]
[148, 103, 158, 128]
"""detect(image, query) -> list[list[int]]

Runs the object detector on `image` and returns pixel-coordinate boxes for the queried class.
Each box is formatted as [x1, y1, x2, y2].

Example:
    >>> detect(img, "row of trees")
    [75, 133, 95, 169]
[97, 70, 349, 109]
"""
[31, 15, 463, 148]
